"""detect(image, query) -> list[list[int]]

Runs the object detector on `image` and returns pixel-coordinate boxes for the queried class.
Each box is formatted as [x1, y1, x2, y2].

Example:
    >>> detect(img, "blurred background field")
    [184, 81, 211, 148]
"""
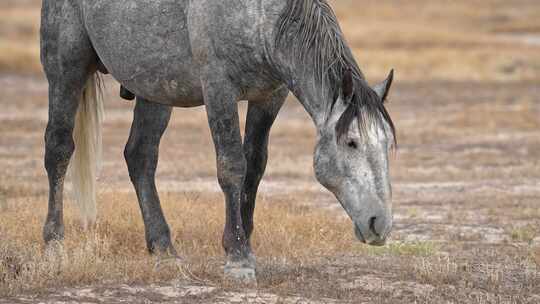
[2, 0, 540, 80]
[0, 0, 539, 303]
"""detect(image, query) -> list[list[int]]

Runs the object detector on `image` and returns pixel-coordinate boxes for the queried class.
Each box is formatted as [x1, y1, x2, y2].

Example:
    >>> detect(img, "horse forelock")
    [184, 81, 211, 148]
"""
[275, 0, 396, 147]
[336, 87, 397, 149]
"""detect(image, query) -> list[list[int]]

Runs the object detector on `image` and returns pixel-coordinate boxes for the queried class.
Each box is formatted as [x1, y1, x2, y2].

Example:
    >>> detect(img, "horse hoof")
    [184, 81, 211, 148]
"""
[153, 256, 184, 271]
[224, 261, 257, 283]
[43, 240, 64, 257]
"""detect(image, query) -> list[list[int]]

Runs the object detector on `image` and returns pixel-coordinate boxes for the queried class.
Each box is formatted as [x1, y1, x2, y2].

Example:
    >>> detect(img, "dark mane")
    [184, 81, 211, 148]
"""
[275, 0, 396, 145]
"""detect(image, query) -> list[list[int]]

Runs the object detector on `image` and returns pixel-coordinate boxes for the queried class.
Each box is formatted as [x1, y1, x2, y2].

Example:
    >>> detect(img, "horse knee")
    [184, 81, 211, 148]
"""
[216, 155, 247, 193]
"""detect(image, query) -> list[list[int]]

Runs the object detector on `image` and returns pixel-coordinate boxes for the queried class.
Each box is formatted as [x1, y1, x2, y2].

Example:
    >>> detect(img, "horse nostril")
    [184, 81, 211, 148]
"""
[369, 216, 381, 237]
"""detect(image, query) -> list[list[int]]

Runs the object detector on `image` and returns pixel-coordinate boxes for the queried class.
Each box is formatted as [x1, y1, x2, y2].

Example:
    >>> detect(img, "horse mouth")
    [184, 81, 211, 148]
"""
[354, 224, 387, 246]
[354, 224, 366, 243]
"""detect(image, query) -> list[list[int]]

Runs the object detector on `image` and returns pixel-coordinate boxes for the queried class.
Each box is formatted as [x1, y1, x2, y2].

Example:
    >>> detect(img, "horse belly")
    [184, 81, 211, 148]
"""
[83, 0, 203, 106]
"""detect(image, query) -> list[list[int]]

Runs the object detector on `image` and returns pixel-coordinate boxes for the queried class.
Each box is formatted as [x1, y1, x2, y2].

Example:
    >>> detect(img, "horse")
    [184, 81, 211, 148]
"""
[40, 0, 396, 281]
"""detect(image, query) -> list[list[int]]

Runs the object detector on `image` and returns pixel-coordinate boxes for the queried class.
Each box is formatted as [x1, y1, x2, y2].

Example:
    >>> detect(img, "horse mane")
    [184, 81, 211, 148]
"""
[275, 0, 396, 145]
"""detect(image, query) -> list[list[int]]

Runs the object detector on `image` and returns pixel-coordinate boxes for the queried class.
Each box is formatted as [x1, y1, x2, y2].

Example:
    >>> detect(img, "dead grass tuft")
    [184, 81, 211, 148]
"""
[413, 256, 461, 285]
[510, 225, 538, 244]
[532, 247, 540, 268]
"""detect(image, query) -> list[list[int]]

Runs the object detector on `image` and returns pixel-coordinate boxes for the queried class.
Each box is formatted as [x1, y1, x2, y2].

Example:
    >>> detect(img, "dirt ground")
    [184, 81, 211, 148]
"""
[1, 0, 540, 303]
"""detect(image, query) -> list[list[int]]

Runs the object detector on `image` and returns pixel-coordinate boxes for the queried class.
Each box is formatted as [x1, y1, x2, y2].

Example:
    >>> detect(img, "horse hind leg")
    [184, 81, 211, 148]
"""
[124, 97, 175, 255]
[41, 0, 101, 242]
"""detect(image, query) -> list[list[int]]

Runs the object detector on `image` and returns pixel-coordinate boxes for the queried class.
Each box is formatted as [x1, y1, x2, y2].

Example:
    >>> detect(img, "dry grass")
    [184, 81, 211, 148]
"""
[3, 192, 536, 302]
[0, 191, 432, 298]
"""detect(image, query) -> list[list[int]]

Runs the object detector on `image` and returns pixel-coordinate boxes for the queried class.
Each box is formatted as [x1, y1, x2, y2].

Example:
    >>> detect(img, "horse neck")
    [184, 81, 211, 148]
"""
[278, 62, 332, 130]
[267, 0, 361, 130]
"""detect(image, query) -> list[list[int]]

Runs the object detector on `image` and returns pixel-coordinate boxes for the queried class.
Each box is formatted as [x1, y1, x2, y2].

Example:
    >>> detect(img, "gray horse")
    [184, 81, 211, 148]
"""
[41, 0, 396, 280]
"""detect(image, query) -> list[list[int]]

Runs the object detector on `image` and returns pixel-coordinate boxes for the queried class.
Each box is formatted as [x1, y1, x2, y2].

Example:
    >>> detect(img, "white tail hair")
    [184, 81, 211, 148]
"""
[68, 74, 104, 229]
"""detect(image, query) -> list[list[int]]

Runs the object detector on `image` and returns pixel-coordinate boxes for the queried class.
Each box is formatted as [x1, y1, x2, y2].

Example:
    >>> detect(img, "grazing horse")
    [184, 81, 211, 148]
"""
[41, 0, 396, 280]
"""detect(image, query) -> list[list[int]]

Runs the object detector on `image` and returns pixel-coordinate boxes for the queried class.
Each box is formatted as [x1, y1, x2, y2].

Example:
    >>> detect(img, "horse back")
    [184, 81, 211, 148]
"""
[82, 0, 285, 105]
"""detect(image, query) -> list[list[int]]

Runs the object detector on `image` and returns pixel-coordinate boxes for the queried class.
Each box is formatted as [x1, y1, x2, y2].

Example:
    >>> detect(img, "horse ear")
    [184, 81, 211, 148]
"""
[342, 68, 354, 101]
[373, 69, 394, 103]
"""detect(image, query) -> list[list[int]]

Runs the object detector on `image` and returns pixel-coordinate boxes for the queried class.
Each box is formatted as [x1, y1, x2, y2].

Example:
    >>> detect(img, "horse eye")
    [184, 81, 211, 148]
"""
[347, 140, 358, 149]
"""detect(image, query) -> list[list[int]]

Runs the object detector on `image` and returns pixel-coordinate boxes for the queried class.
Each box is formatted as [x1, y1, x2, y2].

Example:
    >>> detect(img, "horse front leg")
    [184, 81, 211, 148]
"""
[241, 88, 288, 241]
[201, 76, 254, 281]
[124, 97, 176, 255]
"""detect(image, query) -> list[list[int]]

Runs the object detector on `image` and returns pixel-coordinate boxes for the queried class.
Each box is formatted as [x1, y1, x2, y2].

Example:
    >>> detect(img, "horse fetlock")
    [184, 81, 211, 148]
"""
[224, 241, 255, 266]
[146, 229, 174, 255]
[148, 240, 176, 256]
[43, 220, 64, 243]
[223, 228, 251, 254]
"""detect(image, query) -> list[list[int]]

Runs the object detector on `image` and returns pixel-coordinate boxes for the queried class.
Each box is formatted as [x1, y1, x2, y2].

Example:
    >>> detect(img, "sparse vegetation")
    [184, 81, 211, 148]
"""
[510, 225, 537, 244]
[365, 241, 438, 257]
[0, 193, 440, 298]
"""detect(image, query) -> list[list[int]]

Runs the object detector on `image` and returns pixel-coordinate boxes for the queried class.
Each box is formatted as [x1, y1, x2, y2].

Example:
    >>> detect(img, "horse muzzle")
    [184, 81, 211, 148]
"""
[354, 215, 392, 246]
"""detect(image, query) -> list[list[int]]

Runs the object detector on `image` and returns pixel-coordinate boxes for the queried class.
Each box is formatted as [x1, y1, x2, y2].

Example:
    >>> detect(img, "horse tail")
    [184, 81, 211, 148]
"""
[68, 73, 105, 229]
